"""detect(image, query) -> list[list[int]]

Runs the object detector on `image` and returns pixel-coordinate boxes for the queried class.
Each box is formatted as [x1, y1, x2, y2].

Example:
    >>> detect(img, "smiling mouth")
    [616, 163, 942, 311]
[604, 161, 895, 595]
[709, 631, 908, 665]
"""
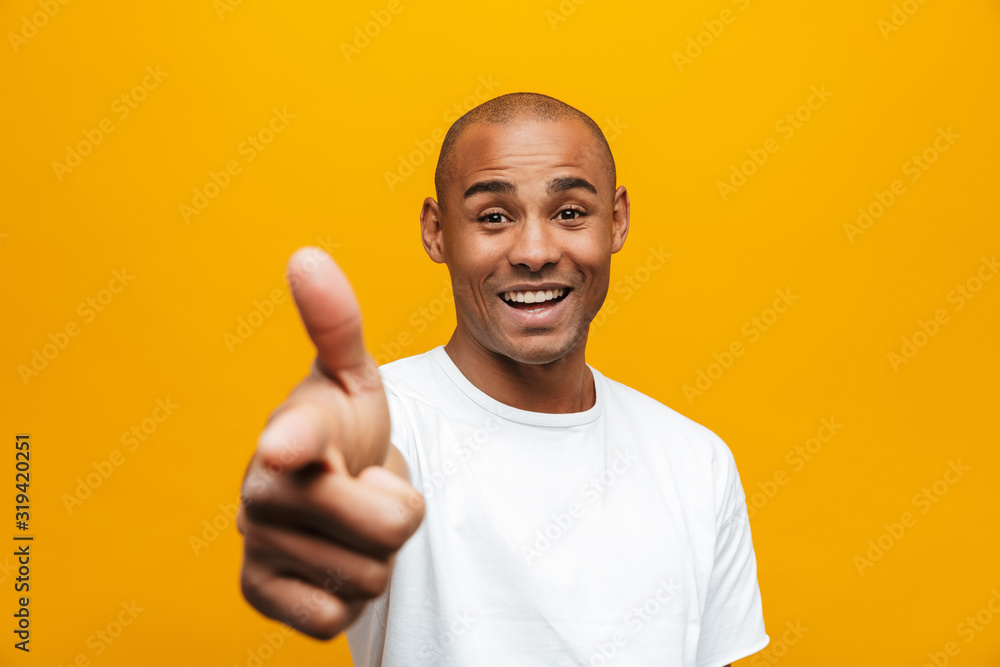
[498, 288, 571, 313]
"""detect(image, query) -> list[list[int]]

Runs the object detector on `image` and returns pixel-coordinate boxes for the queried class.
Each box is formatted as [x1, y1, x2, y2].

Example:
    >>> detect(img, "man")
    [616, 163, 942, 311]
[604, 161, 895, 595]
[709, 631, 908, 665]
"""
[237, 92, 769, 666]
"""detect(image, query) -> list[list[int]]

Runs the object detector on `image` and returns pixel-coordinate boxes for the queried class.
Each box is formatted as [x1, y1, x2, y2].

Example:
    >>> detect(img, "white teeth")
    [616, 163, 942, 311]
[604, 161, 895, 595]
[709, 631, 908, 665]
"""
[502, 288, 567, 304]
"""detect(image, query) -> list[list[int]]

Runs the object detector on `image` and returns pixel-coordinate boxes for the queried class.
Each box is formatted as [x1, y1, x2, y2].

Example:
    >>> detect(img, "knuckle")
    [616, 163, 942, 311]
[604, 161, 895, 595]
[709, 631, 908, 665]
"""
[382, 508, 416, 547]
[384, 490, 425, 540]
[239, 562, 267, 609]
[305, 599, 349, 641]
[310, 625, 341, 641]
[241, 527, 270, 557]
[355, 561, 390, 598]
[241, 468, 277, 506]
[236, 506, 247, 536]
[404, 489, 426, 521]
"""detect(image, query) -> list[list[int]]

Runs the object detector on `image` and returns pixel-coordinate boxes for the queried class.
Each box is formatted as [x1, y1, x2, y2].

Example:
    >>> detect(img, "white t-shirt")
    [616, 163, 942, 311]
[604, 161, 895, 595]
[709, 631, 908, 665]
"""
[345, 346, 769, 667]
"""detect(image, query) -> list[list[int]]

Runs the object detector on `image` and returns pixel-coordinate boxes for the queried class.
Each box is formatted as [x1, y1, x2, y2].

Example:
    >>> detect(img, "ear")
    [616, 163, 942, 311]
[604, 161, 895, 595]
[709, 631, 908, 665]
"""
[610, 186, 630, 254]
[420, 197, 446, 264]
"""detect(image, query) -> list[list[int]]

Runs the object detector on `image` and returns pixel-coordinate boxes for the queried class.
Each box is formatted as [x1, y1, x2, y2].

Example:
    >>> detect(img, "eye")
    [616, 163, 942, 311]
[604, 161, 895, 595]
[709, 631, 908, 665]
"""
[556, 207, 588, 221]
[477, 211, 511, 225]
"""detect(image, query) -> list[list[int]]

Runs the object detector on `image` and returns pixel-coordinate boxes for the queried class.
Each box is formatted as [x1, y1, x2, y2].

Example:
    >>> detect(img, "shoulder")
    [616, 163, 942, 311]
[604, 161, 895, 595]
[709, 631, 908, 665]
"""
[597, 371, 743, 508]
[599, 371, 732, 457]
[376, 348, 442, 407]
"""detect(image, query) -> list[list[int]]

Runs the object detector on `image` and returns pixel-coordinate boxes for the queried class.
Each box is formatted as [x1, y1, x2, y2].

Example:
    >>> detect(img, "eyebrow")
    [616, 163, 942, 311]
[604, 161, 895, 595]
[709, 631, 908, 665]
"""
[462, 176, 598, 200]
[547, 176, 597, 195]
[463, 180, 516, 199]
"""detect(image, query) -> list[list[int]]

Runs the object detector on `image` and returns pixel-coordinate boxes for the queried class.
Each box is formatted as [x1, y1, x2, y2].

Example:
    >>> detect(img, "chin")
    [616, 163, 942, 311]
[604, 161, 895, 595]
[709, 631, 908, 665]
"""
[494, 333, 581, 366]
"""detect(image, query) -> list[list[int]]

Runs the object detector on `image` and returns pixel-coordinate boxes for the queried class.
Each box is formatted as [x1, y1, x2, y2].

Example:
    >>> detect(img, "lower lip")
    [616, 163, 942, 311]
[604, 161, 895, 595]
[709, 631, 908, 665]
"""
[497, 291, 571, 327]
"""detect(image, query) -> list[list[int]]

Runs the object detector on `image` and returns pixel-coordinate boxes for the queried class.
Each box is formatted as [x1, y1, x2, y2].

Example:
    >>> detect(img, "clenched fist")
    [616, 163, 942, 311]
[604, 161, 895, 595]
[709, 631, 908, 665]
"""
[237, 247, 425, 640]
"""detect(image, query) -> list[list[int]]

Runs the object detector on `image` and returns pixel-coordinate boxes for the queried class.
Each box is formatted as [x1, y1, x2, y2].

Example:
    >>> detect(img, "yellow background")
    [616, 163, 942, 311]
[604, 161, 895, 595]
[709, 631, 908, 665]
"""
[2, 0, 999, 665]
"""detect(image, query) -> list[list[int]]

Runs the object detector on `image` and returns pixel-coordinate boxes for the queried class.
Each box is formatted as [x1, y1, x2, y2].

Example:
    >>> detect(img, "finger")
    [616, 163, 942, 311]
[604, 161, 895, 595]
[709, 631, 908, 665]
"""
[286, 247, 379, 393]
[244, 521, 393, 600]
[255, 372, 390, 478]
[240, 557, 366, 641]
[284, 247, 387, 473]
[255, 401, 336, 475]
[242, 463, 425, 557]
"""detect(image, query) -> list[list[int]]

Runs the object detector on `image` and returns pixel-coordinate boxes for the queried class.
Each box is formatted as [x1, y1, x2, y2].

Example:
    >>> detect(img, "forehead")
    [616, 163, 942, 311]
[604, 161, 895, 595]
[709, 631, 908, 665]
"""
[450, 118, 607, 191]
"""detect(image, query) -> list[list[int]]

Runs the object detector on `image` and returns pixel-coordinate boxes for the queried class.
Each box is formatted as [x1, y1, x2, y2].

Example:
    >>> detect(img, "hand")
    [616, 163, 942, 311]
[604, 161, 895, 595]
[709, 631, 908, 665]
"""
[237, 246, 425, 640]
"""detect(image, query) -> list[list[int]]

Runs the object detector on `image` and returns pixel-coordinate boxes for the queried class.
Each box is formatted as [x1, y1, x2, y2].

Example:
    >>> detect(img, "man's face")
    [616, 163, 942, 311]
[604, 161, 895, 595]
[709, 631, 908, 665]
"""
[421, 118, 629, 365]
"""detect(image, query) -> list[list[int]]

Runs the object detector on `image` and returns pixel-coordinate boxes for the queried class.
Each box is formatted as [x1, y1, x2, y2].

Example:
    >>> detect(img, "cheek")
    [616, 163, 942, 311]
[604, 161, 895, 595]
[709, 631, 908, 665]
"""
[449, 274, 491, 314]
[450, 230, 503, 266]
[579, 265, 612, 311]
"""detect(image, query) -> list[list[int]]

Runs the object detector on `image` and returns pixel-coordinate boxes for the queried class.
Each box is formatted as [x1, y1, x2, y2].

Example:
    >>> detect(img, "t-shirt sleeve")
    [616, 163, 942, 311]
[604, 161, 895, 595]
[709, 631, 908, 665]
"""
[695, 441, 770, 667]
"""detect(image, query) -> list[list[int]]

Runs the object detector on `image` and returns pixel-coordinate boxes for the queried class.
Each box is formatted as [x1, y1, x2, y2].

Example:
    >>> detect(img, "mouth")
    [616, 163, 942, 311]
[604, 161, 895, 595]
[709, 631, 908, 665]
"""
[497, 287, 572, 316]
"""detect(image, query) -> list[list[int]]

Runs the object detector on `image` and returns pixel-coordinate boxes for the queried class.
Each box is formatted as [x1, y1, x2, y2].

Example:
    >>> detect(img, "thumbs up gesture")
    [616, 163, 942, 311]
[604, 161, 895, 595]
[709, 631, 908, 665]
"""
[237, 247, 425, 640]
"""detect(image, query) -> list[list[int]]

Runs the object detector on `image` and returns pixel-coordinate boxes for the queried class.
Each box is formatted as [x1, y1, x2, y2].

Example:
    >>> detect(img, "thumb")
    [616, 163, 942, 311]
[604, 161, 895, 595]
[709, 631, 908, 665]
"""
[286, 246, 373, 389]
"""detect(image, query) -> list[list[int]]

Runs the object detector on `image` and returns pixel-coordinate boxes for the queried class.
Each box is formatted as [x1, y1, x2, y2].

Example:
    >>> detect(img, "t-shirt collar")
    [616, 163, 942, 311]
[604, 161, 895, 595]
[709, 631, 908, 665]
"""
[430, 345, 605, 427]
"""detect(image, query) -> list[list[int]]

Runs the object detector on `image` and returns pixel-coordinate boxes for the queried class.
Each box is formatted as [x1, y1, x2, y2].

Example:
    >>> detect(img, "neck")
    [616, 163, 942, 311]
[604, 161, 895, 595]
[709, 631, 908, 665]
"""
[443, 329, 595, 414]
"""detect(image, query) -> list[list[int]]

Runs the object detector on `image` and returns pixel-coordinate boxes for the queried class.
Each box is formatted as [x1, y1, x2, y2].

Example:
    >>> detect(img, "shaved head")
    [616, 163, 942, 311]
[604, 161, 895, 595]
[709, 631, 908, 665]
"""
[434, 92, 616, 212]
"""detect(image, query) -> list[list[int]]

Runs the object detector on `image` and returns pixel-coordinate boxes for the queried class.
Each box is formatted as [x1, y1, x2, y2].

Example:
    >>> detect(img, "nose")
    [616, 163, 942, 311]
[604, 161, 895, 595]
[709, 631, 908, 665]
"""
[507, 214, 561, 272]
